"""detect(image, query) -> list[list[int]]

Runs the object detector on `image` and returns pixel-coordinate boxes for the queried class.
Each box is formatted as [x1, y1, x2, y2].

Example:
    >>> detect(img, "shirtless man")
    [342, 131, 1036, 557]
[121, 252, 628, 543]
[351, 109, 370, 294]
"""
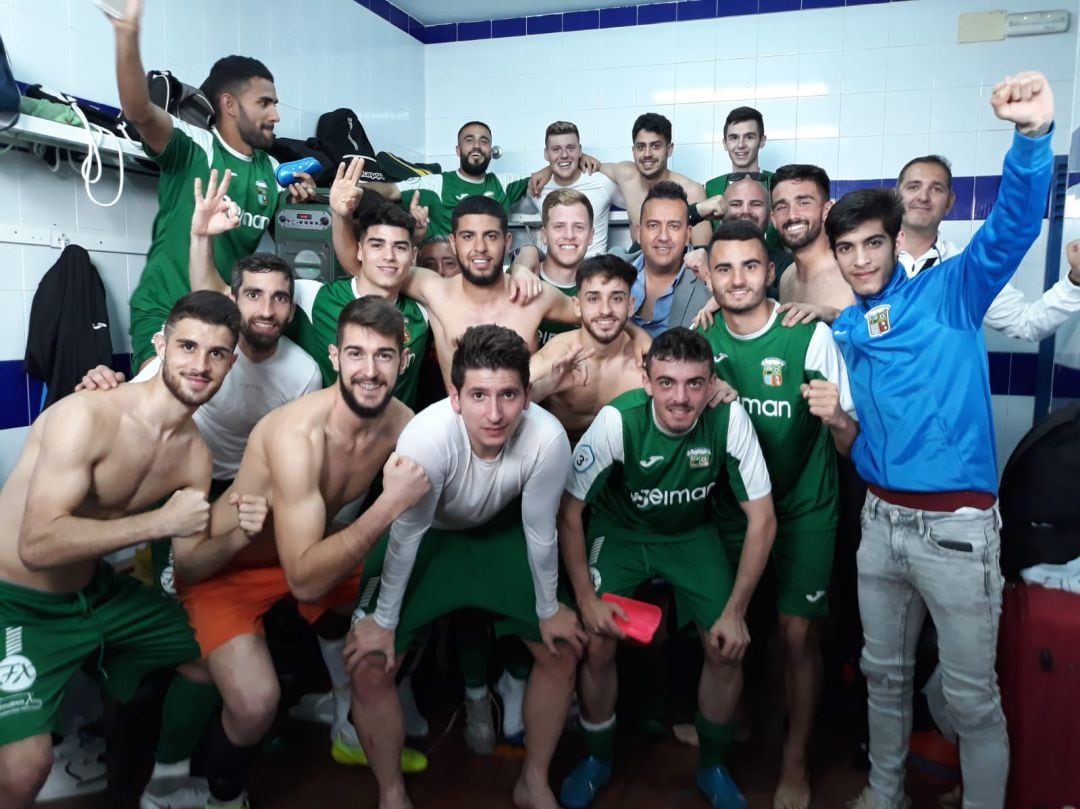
[0, 292, 240, 808]
[347, 325, 586, 809]
[530, 112, 716, 250]
[172, 298, 430, 808]
[530, 255, 644, 443]
[771, 164, 855, 316]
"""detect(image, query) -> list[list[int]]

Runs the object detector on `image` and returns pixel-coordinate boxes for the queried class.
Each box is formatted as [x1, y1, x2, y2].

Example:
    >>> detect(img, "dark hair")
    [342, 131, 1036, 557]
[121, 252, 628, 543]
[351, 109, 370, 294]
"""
[451, 195, 508, 234]
[772, 164, 831, 202]
[645, 327, 713, 374]
[231, 253, 295, 299]
[200, 56, 274, 119]
[353, 201, 417, 242]
[335, 296, 405, 350]
[640, 180, 689, 222]
[418, 234, 450, 250]
[897, 154, 953, 191]
[824, 187, 904, 250]
[164, 290, 241, 342]
[632, 112, 672, 144]
[575, 254, 637, 290]
[457, 120, 491, 140]
[724, 106, 764, 138]
[450, 325, 530, 391]
[709, 219, 769, 256]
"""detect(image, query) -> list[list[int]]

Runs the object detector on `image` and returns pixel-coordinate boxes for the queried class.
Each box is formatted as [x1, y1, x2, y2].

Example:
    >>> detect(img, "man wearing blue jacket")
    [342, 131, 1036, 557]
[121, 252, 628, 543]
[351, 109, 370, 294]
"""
[826, 72, 1054, 809]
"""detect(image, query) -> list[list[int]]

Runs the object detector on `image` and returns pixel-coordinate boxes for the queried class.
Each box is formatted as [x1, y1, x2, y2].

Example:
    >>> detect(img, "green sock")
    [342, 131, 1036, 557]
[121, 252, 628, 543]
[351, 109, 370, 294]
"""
[156, 676, 221, 764]
[695, 712, 735, 771]
[582, 715, 616, 762]
[456, 623, 490, 690]
[499, 636, 534, 681]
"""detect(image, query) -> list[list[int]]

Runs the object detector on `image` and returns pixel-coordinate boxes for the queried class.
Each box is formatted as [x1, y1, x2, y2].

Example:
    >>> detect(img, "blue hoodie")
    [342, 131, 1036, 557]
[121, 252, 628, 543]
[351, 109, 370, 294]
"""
[832, 127, 1053, 496]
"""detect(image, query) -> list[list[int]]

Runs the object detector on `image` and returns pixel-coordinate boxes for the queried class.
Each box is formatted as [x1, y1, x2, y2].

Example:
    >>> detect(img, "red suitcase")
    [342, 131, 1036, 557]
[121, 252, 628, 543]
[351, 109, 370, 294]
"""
[998, 583, 1080, 809]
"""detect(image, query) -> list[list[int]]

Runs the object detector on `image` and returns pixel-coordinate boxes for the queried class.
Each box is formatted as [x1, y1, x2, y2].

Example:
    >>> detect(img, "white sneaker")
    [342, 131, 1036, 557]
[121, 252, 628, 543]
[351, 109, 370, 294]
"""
[288, 691, 334, 725]
[463, 694, 496, 754]
[138, 775, 210, 809]
[37, 729, 107, 801]
[847, 786, 912, 809]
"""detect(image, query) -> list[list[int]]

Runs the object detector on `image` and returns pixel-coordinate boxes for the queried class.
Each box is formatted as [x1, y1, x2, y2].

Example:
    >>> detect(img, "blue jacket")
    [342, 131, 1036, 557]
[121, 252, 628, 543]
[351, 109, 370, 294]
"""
[832, 128, 1053, 495]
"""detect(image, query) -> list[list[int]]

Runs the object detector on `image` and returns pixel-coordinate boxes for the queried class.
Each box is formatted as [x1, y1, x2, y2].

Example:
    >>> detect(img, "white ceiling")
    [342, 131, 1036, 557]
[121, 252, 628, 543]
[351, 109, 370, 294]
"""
[392, 0, 655, 26]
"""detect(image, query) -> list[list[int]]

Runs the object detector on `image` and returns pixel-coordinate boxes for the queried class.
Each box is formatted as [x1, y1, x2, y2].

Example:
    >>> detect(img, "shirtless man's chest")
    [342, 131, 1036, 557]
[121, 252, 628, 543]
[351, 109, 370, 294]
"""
[780, 264, 856, 310]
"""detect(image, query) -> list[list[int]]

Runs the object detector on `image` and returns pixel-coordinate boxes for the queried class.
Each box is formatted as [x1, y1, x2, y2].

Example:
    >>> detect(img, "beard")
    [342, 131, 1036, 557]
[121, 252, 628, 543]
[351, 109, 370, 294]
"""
[459, 260, 503, 288]
[240, 317, 283, 351]
[459, 151, 491, 177]
[583, 316, 626, 345]
[339, 375, 394, 419]
[237, 108, 274, 151]
[721, 290, 764, 314]
[161, 361, 215, 407]
[778, 218, 822, 251]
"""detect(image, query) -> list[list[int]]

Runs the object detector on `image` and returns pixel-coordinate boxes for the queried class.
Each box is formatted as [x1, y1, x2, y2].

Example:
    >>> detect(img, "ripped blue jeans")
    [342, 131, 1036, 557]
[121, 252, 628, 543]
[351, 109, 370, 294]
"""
[857, 492, 1006, 809]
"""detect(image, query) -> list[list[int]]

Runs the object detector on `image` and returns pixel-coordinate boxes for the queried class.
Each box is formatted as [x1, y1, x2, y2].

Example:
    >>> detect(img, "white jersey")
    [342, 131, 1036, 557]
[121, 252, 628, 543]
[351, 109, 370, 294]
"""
[373, 398, 572, 630]
[900, 235, 1080, 342]
[134, 336, 321, 479]
[530, 171, 619, 256]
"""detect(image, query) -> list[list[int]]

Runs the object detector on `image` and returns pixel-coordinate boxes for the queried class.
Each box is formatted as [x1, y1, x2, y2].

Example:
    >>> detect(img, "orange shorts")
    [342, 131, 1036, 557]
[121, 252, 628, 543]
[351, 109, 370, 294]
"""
[178, 564, 362, 656]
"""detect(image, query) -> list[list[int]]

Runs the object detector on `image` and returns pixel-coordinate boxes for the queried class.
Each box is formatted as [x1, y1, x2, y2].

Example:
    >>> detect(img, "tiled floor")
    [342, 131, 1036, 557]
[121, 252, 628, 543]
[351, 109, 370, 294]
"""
[48, 660, 956, 809]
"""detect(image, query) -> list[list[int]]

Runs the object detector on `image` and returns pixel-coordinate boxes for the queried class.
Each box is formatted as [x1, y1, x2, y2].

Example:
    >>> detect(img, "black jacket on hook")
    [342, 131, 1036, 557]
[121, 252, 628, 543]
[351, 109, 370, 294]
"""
[24, 244, 114, 410]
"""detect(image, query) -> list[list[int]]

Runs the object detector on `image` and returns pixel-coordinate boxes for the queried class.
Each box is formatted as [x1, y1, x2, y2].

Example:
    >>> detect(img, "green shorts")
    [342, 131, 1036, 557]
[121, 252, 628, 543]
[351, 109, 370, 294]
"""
[721, 510, 836, 619]
[586, 520, 735, 631]
[0, 564, 200, 745]
[354, 500, 545, 653]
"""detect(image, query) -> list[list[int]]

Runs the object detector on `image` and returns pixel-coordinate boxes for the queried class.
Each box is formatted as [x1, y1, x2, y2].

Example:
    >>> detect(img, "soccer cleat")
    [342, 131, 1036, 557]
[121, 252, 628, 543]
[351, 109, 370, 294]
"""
[846, 786, 912, 809]
[463, 693, 496, 755]
[288, 691, 334, 725]
[559, 755, 612, 809]
[330, 737, 429, 774]
[139, 775, 210, 809]
[696, 764, 748, 809]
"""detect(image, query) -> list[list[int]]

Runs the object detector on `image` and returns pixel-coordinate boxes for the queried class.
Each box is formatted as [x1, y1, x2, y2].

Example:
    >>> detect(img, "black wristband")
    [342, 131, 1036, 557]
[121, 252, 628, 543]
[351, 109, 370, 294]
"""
[687, 201, 702, 226]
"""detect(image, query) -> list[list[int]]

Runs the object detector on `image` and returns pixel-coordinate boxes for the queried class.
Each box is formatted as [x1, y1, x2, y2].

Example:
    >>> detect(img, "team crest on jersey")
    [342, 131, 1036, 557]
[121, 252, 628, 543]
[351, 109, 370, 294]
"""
[0, 628, 37, 694]
[687, 447, 712, 469]
[761, 357, 785, 387]
[574, 445, 595, 472]
[865, 305, 892, 338]
[403, 326, 411, 344]
[255, 180, 270, 208]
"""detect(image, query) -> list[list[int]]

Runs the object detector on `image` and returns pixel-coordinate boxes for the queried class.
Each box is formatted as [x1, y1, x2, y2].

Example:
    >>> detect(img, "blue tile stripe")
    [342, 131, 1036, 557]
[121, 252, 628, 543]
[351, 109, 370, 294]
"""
[358, 0, 910, 44]
[0, 349, 1074, 431]
[832, 174, 1050, 221]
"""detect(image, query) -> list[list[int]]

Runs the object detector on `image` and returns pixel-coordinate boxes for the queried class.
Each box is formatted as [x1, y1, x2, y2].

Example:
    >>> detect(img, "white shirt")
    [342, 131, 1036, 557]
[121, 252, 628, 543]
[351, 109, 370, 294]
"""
[135, 336, 322, 479]
[530, 171, 619, 256]
[373, 398, 571, 630]
[899, 236, 1080, 342]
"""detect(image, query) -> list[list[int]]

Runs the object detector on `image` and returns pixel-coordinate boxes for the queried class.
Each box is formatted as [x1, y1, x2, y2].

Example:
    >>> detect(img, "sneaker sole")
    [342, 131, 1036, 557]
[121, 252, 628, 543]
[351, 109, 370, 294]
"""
[330, 739, 428, 774]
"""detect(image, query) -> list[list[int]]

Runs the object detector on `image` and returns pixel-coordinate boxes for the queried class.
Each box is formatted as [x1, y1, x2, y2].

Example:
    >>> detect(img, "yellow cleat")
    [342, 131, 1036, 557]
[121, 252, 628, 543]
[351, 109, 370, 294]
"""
[330, 738, 429, 774]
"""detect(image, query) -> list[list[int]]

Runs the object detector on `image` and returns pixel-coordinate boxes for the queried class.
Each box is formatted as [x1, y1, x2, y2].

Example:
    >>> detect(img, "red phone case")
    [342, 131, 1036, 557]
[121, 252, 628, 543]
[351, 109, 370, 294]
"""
[601, 593, 662, 644]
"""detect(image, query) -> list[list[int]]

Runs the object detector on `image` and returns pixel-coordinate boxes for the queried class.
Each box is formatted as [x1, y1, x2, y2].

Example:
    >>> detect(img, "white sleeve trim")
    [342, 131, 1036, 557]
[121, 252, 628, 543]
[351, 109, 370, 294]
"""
[981, 279, 1080, 342]
[726, 402, 772, 501]
[396, 175, 444, 194]
[805, 323, 858, 420]
[566, 405, 624, 500]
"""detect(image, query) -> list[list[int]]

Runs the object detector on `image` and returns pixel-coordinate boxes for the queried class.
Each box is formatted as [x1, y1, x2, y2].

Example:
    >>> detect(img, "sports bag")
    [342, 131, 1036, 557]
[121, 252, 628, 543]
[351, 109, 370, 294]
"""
[147, 70, 214, 130]
[316, 107, 386, 182]
[999, 401, 1080, 578]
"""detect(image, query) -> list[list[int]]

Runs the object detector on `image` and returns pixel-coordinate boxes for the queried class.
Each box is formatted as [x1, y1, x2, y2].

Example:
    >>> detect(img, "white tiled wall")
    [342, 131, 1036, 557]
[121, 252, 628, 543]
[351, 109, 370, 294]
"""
[0, 0, 425, 481]
[423, 0, 1079, 469]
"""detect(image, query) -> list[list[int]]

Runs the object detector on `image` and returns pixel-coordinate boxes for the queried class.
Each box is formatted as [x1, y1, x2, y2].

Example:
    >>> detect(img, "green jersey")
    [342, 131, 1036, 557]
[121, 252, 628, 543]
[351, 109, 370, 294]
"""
[396, 171, 529, 236]
[295, 277, 430, 407]
[699, 302, 855, 522]
[130, 123, 281, 350]
[537, 269, 577, 347]
[567, 389, 771, 541]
